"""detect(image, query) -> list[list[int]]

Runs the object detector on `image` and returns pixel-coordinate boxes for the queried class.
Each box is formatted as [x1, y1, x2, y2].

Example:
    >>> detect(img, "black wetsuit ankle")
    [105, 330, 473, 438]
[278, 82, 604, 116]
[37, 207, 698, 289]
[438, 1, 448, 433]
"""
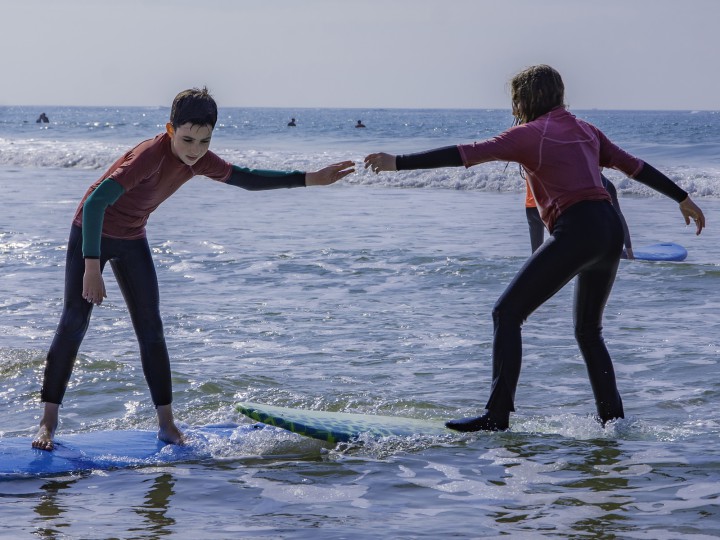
[445, 411, 510, 432]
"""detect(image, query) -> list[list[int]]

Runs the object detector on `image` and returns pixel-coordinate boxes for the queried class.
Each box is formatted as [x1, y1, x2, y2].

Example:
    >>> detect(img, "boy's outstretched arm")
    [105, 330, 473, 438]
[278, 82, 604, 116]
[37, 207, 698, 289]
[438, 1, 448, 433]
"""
[227, 161, 354, 190]
[306, 161, 355, 186]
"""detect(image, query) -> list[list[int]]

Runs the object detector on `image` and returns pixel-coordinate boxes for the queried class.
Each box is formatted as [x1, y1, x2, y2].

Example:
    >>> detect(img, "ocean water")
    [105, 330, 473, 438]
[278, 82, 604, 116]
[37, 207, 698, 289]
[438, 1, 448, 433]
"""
[1, 106, 720, 539]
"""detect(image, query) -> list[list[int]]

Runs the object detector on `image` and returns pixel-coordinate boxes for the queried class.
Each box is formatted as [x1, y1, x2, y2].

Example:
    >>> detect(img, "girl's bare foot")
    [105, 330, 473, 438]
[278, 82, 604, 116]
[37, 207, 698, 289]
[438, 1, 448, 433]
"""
[32, 403, 60, 451]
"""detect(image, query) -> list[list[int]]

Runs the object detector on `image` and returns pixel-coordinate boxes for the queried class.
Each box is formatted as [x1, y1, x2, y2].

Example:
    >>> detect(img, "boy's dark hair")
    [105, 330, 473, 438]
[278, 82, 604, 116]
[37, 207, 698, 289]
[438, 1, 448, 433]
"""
[510, 65, 565, 124]
[170, 87, 218, 128]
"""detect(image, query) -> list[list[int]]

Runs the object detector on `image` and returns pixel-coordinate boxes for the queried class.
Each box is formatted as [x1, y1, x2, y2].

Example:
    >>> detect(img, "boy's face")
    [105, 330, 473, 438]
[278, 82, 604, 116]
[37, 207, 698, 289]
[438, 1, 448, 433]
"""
[167, 122, 213, 166]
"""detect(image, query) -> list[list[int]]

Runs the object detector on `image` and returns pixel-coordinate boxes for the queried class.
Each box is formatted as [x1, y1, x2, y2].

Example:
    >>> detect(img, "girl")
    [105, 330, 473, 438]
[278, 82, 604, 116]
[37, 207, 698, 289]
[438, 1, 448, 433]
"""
[364, 65, 704, 432]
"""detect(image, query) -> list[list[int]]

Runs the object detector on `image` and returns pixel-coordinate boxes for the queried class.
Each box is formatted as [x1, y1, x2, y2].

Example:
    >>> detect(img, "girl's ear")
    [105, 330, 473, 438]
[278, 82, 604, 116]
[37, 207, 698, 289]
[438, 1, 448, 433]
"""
[166, 123, 174, 137]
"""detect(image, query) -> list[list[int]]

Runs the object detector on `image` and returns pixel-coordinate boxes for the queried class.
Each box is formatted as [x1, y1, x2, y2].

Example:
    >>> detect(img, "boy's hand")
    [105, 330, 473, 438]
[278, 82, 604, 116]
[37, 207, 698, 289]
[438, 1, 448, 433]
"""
[306, 161, 355, 186]
[364, 153, 397, 174]
[82, 259, 107, 305]
[679, 196, 705, 235]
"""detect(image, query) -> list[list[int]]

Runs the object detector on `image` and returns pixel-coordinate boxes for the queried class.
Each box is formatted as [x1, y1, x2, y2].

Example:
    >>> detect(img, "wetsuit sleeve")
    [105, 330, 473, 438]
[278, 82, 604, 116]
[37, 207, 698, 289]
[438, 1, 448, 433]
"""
[633, 162, 688, 203]
[226, 165, 306, 190]
[396, 146, 464, 170]
[81, 178, 125, 258]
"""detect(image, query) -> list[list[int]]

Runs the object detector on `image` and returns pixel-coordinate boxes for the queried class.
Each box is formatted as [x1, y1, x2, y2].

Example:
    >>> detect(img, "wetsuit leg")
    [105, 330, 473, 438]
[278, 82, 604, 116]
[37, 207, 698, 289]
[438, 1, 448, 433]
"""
[42, 226, 101, 404]
[487, 232, 580, 414]
[486, 201, 624, 417]
[108, 237, 172, 407]
[573, 236, 624, 423]
[525, 206, 545, 253]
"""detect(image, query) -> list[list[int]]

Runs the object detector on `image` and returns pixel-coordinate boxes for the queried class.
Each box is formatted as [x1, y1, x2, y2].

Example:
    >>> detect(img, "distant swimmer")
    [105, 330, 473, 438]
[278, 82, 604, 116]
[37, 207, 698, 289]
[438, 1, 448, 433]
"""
[355, 120, 366, 128]
[36, 113, 49, 123]
[288, 118, 296, 127]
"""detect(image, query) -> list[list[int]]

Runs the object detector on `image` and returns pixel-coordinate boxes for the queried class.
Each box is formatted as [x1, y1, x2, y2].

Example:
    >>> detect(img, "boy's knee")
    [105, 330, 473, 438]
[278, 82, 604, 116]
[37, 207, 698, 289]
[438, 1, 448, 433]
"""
[132, 311, 165, 342]
[57, 307, 91, 340]
[136, 324, 165, 344]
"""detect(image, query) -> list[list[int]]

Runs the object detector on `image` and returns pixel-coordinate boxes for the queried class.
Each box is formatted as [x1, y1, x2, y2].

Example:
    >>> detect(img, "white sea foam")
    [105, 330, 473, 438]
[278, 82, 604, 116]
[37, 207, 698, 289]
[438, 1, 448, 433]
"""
[2, 106, 719, 197]
[1, 136, 718, 198]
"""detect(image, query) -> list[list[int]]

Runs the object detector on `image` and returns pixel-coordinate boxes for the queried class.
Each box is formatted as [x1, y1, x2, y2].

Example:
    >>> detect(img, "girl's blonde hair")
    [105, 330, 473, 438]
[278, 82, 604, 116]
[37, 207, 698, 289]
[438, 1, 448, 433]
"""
[510, 65, 565, 124]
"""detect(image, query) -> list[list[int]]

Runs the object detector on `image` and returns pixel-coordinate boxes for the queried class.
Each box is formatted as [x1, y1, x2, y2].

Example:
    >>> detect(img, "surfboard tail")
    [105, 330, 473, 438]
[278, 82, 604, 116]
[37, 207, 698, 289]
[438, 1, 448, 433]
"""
[238, 404, 347, 444]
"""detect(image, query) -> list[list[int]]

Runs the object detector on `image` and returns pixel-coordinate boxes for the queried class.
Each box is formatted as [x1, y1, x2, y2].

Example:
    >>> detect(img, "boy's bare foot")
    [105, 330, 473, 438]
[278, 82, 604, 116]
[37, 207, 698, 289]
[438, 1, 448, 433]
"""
[157, 424, 185, 445]
[156, 404, 185, 445]
[32, 403, 60, 451]
[32, 425, 56, 451]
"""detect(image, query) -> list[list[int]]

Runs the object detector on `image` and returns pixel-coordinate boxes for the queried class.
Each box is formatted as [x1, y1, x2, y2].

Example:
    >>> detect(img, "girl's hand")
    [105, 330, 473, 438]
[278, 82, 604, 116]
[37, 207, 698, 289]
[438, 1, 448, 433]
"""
[679, 196, 705, 235]
[82, 259, 107, 305]
[364, 153, 397, 174]
[305, 161, 355, 186]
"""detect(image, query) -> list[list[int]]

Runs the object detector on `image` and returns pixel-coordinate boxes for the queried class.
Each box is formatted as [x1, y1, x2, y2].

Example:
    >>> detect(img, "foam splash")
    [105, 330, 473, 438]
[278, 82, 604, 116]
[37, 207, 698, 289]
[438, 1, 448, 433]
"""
[1, 136, 718, 197]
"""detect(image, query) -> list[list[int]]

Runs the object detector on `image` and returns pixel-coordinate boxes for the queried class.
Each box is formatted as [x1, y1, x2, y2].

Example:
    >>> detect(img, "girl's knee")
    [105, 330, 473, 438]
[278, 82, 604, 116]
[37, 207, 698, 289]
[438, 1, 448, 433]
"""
[574, 325, 603, 347]
[492, 302, 525, 327]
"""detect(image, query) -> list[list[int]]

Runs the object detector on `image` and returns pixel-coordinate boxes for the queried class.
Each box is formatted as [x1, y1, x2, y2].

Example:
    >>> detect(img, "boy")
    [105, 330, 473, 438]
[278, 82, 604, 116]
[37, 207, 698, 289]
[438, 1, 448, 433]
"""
[33, 87, 354, 450]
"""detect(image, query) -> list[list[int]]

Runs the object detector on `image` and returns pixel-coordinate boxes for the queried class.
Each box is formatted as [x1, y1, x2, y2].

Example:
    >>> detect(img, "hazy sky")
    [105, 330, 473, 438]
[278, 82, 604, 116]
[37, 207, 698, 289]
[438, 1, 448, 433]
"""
[3, 0, 719, 110]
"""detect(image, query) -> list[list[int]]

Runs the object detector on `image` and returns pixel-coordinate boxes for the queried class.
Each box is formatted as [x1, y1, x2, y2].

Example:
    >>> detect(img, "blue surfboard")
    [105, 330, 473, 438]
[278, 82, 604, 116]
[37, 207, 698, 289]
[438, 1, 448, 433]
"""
[237, 402, 453, 444]
[0, 424, 278, 479]
[632, 242, 687, 262]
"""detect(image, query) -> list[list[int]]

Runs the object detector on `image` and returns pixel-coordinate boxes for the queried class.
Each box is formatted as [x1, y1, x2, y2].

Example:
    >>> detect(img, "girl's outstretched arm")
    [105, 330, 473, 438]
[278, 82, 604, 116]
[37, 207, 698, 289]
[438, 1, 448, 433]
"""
[365, 146, 463, 173]
[633, 162, 705, 235]
[679, 196, 705, 235]
[364, 152, 397, 173]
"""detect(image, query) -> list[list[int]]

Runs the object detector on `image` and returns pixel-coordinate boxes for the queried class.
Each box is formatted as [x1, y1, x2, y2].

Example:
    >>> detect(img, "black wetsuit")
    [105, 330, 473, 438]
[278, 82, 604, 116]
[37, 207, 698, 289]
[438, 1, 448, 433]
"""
[42, 225, 174, 405]
[41, 166, 306, 407]
[526, 175, 633, 255]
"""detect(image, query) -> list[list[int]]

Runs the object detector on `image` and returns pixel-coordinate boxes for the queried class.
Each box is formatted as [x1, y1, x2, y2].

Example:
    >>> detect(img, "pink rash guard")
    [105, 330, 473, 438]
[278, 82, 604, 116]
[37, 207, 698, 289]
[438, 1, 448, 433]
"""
[458, 107, 643, 231]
